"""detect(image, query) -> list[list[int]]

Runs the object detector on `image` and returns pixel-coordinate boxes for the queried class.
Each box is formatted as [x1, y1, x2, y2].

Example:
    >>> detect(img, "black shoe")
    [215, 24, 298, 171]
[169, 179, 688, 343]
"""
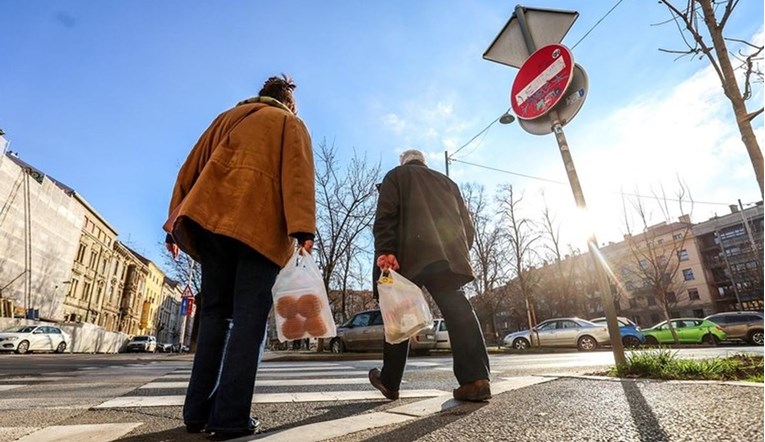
[206, 417, 260, 441]
[368, 368, 399, 400]
[186, 422, 206, 434]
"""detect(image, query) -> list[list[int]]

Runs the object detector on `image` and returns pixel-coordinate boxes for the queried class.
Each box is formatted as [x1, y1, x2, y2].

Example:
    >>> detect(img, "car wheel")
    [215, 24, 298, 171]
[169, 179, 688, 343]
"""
[748, 330, 764, 346]
[513, 338, 530, 350]
[644, 336, 659, 347]
[55, 342, 67, 353]
[622, 336, 641, 349]
[702, 334, 720, 346]
[15, 340, 30, 354]
[577, 335, 597, 352]
[330, 338, 344, 354]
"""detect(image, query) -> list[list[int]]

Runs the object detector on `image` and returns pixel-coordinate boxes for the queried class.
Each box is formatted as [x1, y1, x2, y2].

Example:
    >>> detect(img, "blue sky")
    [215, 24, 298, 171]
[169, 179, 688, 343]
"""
[2, 1, 763, 272]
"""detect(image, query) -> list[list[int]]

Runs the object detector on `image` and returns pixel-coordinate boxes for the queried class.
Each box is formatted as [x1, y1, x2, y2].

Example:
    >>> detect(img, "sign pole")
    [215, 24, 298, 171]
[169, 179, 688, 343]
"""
[514, 6, 626, 365]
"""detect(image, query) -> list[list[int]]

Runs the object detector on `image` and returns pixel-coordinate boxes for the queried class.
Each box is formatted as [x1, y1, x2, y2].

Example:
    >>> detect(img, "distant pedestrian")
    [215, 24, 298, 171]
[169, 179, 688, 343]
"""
[369, 149, 491, 402]
[165, 74, 315, 440]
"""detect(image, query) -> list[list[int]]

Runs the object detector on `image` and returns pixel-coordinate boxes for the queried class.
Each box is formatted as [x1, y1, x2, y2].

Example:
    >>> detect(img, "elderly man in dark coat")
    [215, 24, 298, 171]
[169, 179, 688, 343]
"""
[369, 149, 491, 402]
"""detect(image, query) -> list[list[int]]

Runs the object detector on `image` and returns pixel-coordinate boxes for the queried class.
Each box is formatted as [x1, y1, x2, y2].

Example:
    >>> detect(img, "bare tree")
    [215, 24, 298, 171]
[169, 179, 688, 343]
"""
[461, 183, 510, 338]
[658, 0, 764, 196]
[497, 185, 541, 330]
[620, 184, 695, 344]
[314, 140, 381, 322]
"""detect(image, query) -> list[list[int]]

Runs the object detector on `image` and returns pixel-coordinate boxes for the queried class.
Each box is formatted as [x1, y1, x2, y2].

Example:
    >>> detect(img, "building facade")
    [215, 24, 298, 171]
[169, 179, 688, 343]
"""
[0, 152, 83, 321]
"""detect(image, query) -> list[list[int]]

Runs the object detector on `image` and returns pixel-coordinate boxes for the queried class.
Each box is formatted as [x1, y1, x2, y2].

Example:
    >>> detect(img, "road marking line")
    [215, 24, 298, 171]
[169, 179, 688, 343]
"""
[157, 370, 371, 381]
[406, 362, 441, 367]
[257, 366, 353, 372]
[0, 385, 23, 391]
[0, 377, 66, 382]
[255, 411, 414, 441]
[14, 423, 142, 442]
[94, 389, 446, 408]
[139, 377, 381, 389]
[260, 363, 344, 368]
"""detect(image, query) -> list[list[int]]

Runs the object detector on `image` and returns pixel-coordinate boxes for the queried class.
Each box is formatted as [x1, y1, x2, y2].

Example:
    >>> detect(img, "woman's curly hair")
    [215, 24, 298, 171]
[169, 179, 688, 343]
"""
[259, 74, 297, 113]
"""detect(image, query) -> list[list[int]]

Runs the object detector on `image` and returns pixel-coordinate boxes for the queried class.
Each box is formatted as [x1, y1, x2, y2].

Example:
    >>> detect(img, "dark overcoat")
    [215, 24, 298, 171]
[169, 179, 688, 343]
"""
[373, 161, 475, 287]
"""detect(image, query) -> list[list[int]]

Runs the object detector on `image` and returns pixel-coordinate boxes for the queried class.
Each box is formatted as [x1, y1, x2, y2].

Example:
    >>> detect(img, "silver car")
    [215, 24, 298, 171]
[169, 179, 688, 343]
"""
[330, 309, 436, 354]
[503, 318, 611, 351]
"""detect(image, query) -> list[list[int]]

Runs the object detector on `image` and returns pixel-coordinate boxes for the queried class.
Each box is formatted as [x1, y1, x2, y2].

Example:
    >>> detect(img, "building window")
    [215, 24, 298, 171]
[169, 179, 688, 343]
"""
[639, 259, 649, 270]
[76, 244, 87, 263]
[650, 313, 661, 324]
[629, 298, 637, 308]
[666, 292, 676, 303]
[647, 297, 657, 306]
[682, 268, 695, 281]
[693, 309, 705, 318]
[677, 249, 689, 261]
[69, 279, 79, 297]
[89, 251, 99, 270]
[673, 233, 683, 240]
[83, 282, 92, 301]
[688, 288, 700, 300]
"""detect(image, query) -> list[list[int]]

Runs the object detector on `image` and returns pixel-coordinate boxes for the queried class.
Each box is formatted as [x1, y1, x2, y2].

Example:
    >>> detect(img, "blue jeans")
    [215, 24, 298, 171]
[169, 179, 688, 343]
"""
[183, 229, 279, 433]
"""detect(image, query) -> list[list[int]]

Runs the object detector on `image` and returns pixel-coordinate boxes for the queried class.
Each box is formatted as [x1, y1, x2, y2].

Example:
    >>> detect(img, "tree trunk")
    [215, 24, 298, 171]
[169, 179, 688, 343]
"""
[699, 0, 763, 197]
[662, 304, 679, 344]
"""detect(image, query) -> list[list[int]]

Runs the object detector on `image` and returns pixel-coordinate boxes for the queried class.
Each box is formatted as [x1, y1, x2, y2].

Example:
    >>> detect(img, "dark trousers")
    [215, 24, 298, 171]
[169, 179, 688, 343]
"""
[379, 273, 490, 390]
[183, 229, 279, 433]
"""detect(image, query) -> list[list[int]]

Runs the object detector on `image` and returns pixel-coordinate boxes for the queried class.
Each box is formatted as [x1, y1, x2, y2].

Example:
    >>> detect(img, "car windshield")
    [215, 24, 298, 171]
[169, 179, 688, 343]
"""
[2, 326, 37, 333]
[131, 336, 149, 341]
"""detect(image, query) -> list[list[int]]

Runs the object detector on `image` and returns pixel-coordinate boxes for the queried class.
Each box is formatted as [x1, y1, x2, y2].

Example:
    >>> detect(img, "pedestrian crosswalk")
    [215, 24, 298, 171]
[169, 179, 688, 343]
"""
[0, 358, 456, 441]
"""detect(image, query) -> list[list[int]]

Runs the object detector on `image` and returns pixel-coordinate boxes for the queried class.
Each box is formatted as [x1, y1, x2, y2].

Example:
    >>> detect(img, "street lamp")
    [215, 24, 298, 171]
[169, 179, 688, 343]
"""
[445, 108, 515, 176]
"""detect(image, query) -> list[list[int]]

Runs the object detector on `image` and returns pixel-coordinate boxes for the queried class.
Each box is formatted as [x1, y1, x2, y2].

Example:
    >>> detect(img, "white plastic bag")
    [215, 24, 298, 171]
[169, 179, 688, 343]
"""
[272, 249, 337, 343]
[377, 270, 433, 344]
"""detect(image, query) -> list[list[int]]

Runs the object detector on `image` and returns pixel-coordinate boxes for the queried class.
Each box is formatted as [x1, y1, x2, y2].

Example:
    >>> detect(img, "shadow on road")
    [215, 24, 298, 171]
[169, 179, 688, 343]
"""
[620, 380, 670, 442]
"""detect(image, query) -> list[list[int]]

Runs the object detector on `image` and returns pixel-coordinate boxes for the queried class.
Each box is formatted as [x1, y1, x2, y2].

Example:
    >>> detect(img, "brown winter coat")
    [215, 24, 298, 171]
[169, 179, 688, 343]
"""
[373, 161, 474, 286]
[166, 97, 315, 267]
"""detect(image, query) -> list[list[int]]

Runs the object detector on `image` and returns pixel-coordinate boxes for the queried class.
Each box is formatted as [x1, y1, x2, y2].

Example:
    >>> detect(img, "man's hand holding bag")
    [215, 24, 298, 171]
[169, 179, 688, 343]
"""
[377, 270, 433, 344]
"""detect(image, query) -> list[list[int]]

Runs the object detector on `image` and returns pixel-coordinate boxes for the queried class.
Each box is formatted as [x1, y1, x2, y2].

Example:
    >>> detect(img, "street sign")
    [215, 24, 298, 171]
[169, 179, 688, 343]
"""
[518, 63, 589, 136]
[511, 44, 574, 120]
[483, 6, 579, 69]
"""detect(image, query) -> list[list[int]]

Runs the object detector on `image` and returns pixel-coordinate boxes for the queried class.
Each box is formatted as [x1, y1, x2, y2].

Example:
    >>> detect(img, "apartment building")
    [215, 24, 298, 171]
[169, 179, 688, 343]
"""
[693, 202, 764, 312]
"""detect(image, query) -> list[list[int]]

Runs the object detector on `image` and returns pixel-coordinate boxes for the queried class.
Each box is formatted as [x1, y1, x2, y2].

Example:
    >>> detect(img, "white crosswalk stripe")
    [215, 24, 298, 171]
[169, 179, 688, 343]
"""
[0, 359, 460, 441]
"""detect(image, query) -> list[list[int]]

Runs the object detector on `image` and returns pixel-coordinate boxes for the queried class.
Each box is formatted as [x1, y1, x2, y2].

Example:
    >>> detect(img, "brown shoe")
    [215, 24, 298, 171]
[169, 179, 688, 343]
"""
[368, 368, 399, 400]
[453, 379, 491, 402]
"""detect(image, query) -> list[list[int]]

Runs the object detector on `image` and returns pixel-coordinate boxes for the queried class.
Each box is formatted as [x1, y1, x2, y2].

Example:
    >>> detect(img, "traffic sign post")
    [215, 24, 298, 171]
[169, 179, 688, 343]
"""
[485, 5, 626, 366]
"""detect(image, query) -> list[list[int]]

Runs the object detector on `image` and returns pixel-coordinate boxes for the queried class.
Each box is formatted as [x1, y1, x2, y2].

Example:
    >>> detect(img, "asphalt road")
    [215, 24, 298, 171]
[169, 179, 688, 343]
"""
[0, 347, 762, 441]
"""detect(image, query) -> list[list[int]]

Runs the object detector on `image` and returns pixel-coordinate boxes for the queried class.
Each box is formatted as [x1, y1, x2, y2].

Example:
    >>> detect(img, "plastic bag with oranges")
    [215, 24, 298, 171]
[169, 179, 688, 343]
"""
[272, 249, 337, 342]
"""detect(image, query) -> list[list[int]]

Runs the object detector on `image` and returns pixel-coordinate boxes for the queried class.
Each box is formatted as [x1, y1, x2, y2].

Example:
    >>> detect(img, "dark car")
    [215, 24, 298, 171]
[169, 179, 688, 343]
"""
[330, 309, 436, 355]
[704, 311, 764, 345]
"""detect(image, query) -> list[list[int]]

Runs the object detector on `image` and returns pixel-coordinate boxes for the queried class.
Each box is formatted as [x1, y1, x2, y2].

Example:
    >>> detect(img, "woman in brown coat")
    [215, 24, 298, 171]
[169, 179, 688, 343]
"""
[165, 75, 315, 440]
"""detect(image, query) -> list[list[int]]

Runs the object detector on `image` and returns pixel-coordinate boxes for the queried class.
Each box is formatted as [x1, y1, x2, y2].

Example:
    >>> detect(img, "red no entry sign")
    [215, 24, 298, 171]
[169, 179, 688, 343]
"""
[511, 44, 574, 120]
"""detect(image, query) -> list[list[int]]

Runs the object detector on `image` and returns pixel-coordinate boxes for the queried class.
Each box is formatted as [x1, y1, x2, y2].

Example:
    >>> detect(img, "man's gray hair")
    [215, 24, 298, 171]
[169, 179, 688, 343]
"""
[399, 149, 427, 166]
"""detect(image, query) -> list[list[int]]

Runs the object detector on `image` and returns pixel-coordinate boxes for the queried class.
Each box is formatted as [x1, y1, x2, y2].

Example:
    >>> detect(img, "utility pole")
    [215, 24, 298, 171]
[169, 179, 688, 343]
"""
[444, 151, 450, 177]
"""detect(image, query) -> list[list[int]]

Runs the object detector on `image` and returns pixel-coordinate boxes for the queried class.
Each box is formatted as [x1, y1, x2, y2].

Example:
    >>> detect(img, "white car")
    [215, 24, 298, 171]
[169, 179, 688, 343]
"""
[432, 318, 451, 350]
[0, 325, 70, 354]
[503, 318, 611, 351]
[125, 335, 158, 353]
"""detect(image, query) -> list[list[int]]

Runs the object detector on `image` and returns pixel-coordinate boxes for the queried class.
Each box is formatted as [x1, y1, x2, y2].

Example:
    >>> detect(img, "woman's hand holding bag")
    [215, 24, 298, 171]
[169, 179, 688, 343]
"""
[272, 248, 336, 343]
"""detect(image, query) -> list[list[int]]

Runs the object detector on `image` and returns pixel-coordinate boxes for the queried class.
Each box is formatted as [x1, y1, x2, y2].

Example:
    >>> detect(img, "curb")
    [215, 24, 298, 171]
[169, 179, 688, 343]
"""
[537, 373, 764, 388]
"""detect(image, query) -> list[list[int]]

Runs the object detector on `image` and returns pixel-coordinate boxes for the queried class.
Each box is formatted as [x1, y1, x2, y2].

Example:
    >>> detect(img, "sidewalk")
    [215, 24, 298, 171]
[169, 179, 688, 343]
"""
[251, 374, 763, 442]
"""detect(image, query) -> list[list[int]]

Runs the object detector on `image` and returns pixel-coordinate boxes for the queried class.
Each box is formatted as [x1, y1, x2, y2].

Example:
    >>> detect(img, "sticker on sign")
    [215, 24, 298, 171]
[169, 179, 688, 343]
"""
[511, 44, 574, 121]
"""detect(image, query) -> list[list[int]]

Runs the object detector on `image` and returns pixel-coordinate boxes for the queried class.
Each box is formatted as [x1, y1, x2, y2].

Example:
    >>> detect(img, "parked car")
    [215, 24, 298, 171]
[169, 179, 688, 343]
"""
[589, 316, 646, 348]
[157, 342, 174, 353]
[704, 311, 764, 346]
[0, 325, 70, 354]
[330, 309, 436, 354]
[432, 318, 451, 350]
[502, 318, 611, 351]
[642, 318, 727, 345]
[125, 335, 157, 353]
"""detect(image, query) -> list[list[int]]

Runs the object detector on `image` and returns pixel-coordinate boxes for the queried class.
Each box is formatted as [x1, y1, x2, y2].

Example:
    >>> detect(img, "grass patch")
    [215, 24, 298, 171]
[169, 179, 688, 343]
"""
[608, 348, 764, 382]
